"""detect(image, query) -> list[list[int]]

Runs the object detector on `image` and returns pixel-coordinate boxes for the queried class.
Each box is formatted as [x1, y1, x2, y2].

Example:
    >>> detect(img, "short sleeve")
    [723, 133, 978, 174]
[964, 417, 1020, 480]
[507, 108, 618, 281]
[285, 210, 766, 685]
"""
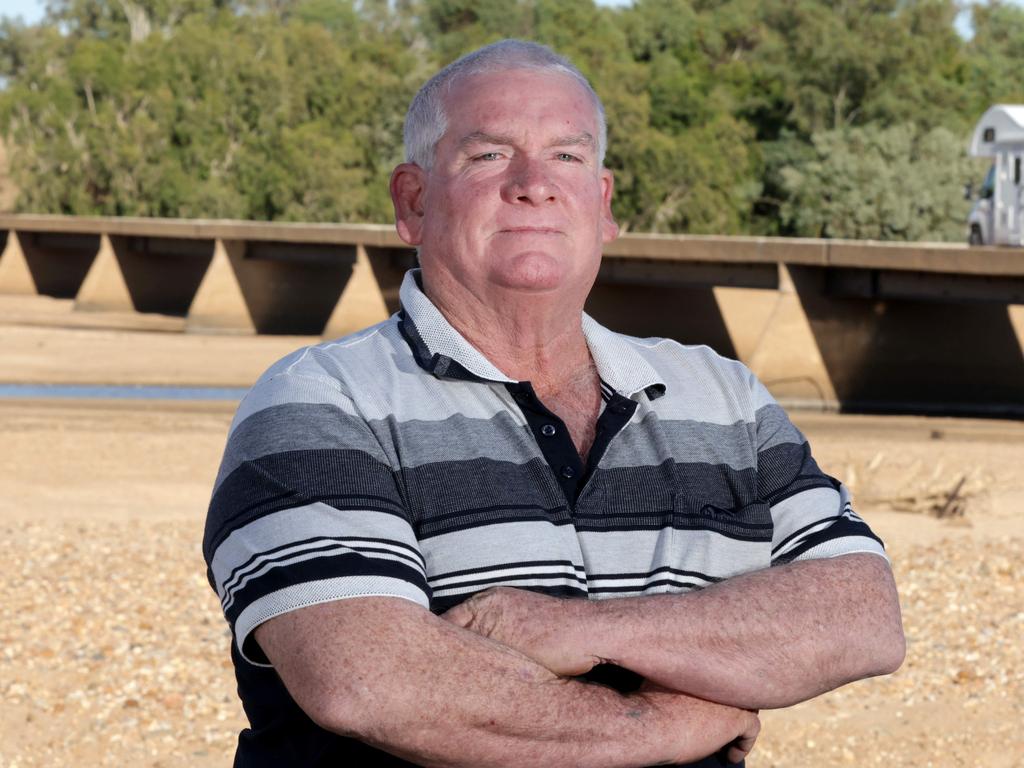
[750, 378, 888, 567]
[202, 372, 430, 666]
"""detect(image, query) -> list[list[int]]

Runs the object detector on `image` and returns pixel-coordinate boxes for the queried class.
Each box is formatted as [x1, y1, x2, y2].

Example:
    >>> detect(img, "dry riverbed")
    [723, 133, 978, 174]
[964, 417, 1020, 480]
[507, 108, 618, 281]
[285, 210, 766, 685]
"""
[1, 299, 1022, 767]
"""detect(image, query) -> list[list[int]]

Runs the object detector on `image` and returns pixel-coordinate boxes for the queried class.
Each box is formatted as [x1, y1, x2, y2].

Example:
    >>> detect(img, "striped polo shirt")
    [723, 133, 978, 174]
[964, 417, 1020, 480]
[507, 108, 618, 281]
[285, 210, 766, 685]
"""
[204, 269, 886, 766]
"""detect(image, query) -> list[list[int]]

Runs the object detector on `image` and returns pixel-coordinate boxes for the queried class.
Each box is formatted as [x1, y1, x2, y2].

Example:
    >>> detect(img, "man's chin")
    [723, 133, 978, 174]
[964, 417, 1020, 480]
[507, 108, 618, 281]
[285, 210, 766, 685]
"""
[490, 253, 575, 294]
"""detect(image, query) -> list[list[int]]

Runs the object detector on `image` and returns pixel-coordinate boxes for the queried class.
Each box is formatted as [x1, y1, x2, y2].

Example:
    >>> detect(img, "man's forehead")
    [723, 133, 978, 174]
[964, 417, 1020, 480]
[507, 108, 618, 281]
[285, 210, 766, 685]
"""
[441, 69, 598, 141]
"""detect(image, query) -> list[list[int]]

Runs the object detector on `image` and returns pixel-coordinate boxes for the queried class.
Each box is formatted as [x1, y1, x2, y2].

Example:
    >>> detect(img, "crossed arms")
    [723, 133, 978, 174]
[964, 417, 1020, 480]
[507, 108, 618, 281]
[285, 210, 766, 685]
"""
[254, 551, 904, 767]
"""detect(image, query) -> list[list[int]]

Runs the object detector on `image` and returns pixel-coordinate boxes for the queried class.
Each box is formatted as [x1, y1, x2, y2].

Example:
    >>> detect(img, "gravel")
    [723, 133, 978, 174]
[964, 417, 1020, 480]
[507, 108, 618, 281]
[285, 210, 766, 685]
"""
[1, 406, 1021, 767]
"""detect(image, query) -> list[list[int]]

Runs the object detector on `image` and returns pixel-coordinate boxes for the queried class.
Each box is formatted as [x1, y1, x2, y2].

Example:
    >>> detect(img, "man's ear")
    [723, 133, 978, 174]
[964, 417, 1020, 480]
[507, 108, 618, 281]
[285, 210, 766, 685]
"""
[390, 163, 427, 246]
[599, 168, 619, 243]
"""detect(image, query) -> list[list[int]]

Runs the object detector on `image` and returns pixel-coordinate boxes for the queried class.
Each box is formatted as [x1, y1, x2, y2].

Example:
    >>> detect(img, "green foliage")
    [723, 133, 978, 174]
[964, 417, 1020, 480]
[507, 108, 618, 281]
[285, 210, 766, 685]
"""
[0, 0, 422, 220]
[0, 0, 1021, 239]
[778, 123, 976, 241]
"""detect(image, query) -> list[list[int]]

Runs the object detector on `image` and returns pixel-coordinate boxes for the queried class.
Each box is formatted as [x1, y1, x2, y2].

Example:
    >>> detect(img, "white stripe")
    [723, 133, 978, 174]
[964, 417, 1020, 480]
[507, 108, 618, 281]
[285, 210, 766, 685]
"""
[432, 575, 588, 598]
[235, 577, 430, 667]
[210, 504, 423, 596]
[773, 518, 841, 560]
[788, 538, 889, 564]
[429, 563, 584, 589]
[588, 572, 714, 590]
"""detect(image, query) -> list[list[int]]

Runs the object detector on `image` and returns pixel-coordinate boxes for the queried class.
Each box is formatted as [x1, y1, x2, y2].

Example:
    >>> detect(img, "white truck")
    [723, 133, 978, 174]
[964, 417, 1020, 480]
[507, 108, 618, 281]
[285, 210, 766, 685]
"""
[967, 104, 1024, 246]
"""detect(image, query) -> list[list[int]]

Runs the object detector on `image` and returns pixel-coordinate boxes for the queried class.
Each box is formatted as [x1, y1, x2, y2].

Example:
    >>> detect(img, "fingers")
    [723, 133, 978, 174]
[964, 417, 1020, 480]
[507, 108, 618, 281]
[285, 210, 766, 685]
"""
[441, 602, 472, 628]
[724, 713, 761, 764]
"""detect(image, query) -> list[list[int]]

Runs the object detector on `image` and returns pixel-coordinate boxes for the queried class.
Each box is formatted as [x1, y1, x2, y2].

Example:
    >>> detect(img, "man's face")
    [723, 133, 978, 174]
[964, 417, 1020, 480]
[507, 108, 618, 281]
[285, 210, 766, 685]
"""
[393, 68, 617, 306]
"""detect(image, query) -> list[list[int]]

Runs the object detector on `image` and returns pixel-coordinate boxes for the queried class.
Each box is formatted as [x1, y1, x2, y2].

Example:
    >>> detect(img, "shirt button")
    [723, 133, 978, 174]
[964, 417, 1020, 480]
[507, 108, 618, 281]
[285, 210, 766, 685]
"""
[560, 466, 576, 479]
[540, 424, 556, 437]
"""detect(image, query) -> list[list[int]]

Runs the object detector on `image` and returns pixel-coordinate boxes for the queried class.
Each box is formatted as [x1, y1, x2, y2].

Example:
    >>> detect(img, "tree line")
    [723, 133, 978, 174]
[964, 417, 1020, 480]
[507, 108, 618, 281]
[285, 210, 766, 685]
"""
[1, 0, 1022, 240]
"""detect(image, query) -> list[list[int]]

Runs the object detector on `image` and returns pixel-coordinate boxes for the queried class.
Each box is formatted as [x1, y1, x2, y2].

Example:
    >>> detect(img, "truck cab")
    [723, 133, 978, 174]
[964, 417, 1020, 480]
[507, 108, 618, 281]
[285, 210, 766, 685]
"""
[967, 104, 1024, 246]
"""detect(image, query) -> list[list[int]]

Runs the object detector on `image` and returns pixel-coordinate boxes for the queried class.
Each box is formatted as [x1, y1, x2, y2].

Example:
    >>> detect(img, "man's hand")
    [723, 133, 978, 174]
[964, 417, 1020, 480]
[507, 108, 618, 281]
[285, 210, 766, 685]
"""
[442, 587, 602, 677]
[639, 681, 760, 765]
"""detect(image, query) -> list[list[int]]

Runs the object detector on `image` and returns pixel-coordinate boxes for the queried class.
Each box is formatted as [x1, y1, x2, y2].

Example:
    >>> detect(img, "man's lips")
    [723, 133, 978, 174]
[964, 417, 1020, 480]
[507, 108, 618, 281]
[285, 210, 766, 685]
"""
[495, 227, 564, 235]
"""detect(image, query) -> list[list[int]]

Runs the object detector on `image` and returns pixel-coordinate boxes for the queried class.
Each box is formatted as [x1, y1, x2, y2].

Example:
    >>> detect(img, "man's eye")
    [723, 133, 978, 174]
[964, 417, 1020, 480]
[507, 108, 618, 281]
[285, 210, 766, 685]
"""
[474, 152, 502, 161]
[556, 152, 583, 163]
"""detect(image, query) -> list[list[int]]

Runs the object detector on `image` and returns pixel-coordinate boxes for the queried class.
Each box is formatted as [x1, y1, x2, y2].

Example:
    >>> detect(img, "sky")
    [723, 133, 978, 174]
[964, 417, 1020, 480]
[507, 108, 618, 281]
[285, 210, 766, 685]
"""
[1, 0, 1021, 39]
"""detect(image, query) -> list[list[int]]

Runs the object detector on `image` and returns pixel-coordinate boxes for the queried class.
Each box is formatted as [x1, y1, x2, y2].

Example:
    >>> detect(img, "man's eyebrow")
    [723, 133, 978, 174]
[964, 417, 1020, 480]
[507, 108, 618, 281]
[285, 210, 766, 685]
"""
[456, 131, 517, 151]
[454, 131, 596, 152]
[548, 132, 595, 149]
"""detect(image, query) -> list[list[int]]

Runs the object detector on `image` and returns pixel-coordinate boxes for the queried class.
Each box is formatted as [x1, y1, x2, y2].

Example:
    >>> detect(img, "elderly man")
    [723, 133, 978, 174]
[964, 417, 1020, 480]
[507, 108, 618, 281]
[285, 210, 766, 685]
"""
[203, 40, 904, 767]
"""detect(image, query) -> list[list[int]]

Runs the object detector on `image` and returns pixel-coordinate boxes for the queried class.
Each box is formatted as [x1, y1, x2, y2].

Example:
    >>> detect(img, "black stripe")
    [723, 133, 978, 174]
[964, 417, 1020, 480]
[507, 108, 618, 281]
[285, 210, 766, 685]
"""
[589, 578, 707, 594]
[204, 448, 408, 562]
[222, 536, 425, 600]
[757, 441, 840, 503]
[767, 475, 841, 506]
[772, 518, 884, 565]
[416, 501, 570, 528]
[420, 512, 575, 540]
[227, 550, 430, 626]
[771, 515, 844, 556]
[225, 543, 424, 607]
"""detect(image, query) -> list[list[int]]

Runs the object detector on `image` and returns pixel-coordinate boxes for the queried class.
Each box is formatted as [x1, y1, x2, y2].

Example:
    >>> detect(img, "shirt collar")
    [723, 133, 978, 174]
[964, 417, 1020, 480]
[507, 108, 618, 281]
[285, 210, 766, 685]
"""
[398, 269, 667, 398]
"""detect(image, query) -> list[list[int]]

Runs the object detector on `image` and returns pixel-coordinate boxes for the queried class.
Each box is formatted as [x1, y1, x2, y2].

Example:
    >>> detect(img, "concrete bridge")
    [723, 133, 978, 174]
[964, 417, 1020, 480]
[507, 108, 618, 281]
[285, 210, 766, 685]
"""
[1, 214, 1022, 416]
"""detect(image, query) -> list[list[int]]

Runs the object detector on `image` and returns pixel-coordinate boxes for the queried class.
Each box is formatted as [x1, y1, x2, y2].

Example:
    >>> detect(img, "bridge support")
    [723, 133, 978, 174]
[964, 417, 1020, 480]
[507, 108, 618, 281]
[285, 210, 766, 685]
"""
[185, 239, 257, 334]
[0, 231, 37, 294]
[76, 235, 134, 312]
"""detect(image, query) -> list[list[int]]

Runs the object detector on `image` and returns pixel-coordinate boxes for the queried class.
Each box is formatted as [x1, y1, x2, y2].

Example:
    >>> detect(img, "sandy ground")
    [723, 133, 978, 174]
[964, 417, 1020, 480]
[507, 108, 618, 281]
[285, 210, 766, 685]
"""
[1, 295, 1022, 767]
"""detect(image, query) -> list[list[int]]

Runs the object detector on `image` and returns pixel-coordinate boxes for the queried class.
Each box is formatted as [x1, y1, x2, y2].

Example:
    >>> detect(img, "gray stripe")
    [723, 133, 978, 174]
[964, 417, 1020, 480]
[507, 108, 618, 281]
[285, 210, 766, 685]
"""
[378, 412, 539, 469]
[216, 402, 391, 492]
[223, 401, 795, 487]
[754, 403, 807, 452]
[602, 413, 759, 471]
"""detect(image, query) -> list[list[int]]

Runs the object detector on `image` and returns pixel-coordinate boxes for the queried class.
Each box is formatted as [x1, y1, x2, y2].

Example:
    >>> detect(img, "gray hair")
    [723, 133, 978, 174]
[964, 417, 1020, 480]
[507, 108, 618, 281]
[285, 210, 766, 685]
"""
[403, 39, 608, 170]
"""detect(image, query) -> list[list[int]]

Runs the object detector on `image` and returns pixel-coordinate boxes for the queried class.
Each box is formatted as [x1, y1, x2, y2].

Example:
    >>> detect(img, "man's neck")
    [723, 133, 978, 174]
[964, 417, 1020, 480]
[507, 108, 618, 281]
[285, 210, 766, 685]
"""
[421, 270, 605, 460]
[423, 272, 595, 387]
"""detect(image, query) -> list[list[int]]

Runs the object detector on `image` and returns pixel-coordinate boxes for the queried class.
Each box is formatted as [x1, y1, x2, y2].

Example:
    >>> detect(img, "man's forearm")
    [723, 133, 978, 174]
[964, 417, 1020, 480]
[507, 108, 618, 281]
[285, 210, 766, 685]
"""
[584, 553, 905, 709]
[446, 553, 905, 710]
[256, 596, 758, 768]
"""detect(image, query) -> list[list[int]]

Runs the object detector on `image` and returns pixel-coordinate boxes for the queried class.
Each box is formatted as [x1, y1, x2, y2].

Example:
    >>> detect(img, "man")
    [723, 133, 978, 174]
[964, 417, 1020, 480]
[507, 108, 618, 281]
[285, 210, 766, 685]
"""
[203, 39, 905, 767]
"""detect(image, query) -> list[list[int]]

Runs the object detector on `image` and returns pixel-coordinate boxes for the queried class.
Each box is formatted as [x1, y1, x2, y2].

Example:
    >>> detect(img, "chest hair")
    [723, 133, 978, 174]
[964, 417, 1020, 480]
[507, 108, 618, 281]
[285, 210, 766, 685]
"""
[533, 362, 603, 462]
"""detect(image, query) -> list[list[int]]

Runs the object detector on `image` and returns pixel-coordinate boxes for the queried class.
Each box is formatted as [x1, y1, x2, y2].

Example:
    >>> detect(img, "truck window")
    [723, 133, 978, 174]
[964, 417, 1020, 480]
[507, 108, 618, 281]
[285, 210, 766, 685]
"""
[1016, 157, 1021, 185]
[980, 165, 995, 199]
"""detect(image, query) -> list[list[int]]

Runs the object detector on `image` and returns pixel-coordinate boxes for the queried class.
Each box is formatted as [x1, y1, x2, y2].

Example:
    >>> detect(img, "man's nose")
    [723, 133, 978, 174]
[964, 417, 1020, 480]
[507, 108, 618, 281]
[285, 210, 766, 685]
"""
[501, 156, 558, 205]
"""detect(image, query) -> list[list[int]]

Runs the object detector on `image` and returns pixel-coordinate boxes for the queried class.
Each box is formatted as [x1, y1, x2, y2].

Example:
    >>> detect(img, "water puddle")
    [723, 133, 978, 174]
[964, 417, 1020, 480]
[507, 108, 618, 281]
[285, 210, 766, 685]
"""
[0, 383, 248, 400]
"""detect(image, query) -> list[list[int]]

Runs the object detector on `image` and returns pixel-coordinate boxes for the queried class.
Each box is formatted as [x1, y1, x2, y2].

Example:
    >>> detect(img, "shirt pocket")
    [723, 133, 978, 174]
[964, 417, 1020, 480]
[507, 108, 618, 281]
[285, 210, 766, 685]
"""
[669, 494, 774, 584]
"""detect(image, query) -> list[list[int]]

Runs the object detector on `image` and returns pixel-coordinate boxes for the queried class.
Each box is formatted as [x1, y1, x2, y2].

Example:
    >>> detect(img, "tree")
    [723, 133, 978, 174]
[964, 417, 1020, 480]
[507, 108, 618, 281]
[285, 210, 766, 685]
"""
[778, 122, 975, 241]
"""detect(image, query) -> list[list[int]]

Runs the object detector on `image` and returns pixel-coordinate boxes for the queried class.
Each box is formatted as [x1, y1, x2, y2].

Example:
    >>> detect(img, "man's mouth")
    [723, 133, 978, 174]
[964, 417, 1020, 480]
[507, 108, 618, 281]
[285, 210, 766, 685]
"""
[497, 227, 563, 235]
